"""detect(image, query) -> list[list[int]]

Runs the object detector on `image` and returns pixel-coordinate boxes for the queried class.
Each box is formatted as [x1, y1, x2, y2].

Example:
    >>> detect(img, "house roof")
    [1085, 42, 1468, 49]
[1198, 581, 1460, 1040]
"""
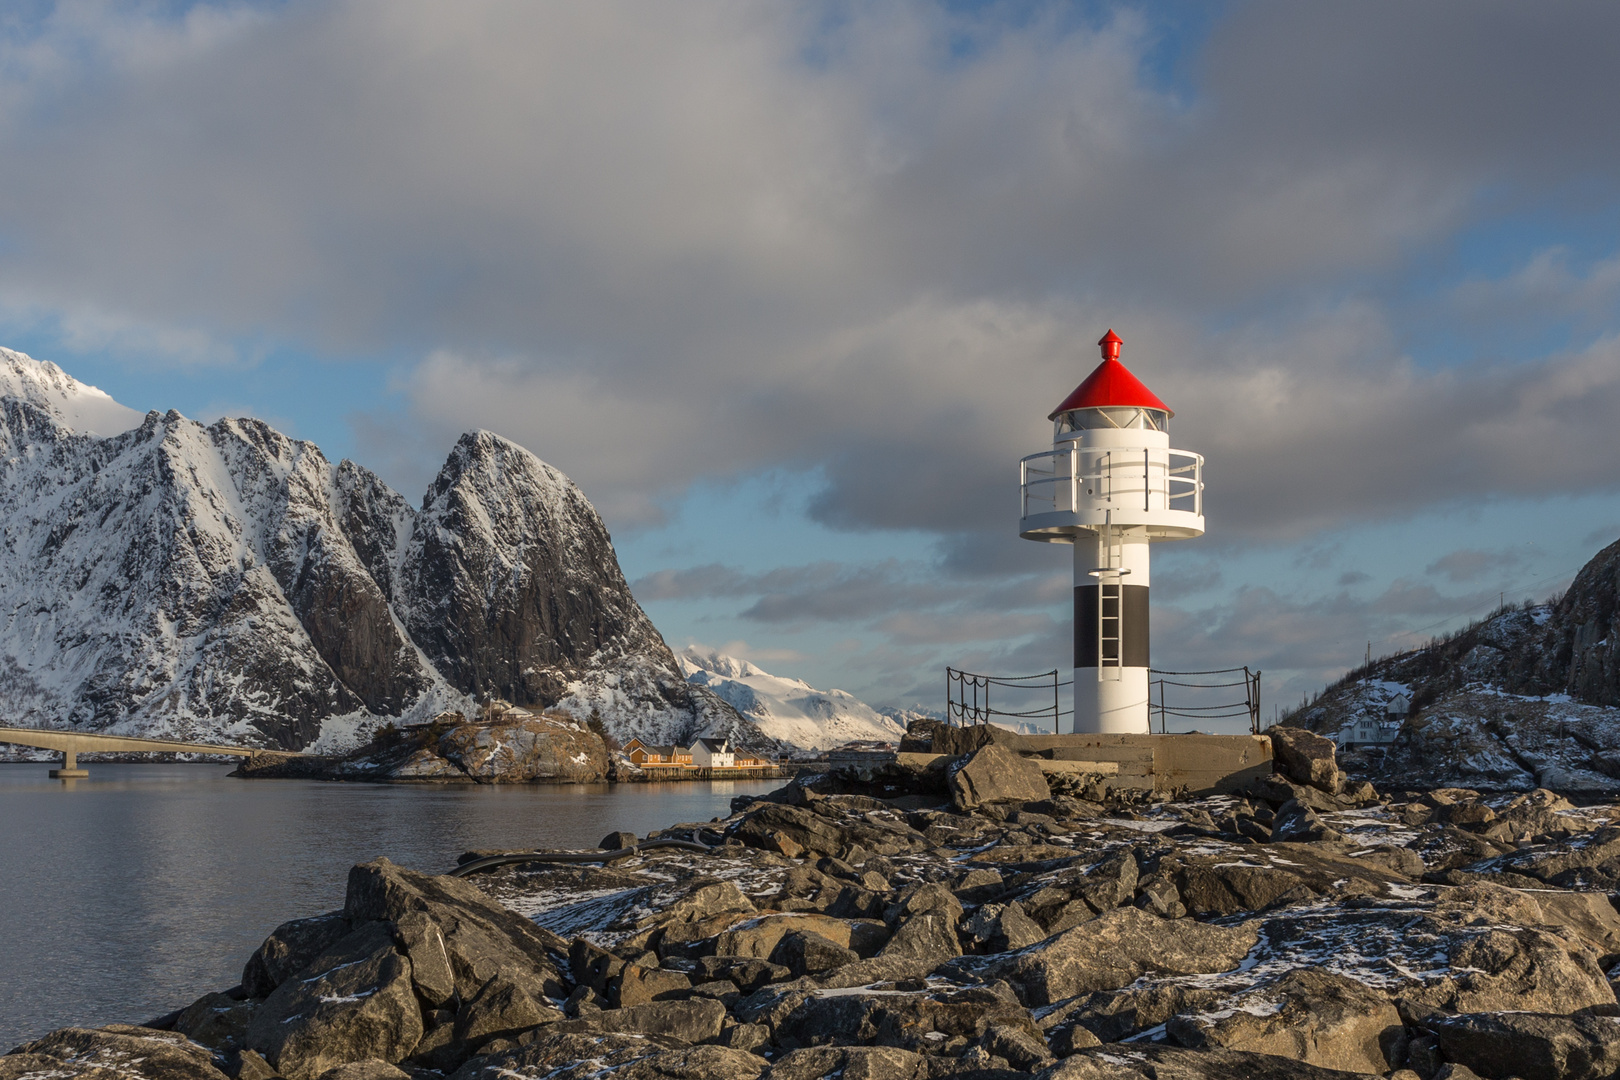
[1048, 331, 1172, 420]
[696, 738, 730, 751]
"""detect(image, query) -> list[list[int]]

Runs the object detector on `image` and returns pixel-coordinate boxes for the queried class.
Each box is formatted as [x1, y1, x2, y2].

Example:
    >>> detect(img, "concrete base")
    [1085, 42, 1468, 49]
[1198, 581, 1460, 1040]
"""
[49, 768, 89, 778]
[1022, 732, 1272, 796]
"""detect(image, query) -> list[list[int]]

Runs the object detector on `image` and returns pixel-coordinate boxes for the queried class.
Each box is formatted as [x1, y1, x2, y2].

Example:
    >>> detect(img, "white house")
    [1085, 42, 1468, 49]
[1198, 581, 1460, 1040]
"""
[689, 738, 735, 768]
[1337, 717, 1402, 747]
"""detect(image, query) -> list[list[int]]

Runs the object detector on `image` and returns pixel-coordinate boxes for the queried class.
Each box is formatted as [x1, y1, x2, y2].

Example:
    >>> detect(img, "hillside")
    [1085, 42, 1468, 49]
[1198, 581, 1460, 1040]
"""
[677, 648, 905, 750]
[1285, 534, 1620, 795]
[0, 347, 759, 752]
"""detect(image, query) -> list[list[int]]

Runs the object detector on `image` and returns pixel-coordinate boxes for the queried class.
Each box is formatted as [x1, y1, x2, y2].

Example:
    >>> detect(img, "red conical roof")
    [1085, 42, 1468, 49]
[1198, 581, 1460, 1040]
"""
[1048, 330, 1172, 419]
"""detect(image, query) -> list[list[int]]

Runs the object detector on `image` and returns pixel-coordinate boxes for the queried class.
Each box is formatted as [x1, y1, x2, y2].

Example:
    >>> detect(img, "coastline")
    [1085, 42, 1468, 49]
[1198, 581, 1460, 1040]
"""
[14, 732, 1620, 1080]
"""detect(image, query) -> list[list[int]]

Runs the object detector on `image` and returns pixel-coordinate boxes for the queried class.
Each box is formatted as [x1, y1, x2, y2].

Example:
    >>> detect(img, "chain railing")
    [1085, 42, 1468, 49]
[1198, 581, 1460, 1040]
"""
[1149, 666, 1262, 734]
[945, 667, 1072, 734]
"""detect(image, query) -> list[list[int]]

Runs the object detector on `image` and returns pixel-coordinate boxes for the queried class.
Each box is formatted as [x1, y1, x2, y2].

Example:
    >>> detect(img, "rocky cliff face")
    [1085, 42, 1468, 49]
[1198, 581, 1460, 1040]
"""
[1548, 537, 1620, 706]
[0, 347, 755, 752]
[1288, 534, 1620, 795]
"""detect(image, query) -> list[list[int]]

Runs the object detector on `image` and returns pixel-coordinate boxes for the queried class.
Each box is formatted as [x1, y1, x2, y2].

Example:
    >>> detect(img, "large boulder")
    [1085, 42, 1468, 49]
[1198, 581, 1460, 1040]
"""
[343, 858, 568, 1002]
[588, 999, 728, 1043]
[8, 1026, 232, 1080]
[1427, 1011, 1620, 1080]
[950, 744, 1051, 811]
[1266, 726, 1341, 794]
[764, 1046, 928, 1080]
[1165, 970, 1402, 1074]
[972, 907, 1260, 1006]
[243, 923, 425, 1079]
[772, 983, 1032, 1054]
[446, 1032, 695, 1080]
[730, 804, 849, 860]
[1038, 1045, 1390, 1079]
[242, 911, 351, 998]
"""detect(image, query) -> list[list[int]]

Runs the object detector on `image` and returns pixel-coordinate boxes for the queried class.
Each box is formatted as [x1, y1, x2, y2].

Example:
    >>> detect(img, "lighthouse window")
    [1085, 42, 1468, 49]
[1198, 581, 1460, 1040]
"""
[1055, 407, 1167, 434]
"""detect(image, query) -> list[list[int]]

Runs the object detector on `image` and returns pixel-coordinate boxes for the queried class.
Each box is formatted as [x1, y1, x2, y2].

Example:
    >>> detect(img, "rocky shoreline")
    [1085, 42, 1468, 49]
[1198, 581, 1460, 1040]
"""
[11, 724, 1620, 1080]
[230, 711, 794, 785]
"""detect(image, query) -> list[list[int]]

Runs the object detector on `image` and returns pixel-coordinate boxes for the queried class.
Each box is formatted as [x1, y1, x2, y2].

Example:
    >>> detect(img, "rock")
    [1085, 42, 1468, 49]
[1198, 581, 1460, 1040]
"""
[731, 804, 850, 859]
[889, 881, 965, 925]
[1054, 982, 1230, 1044]
[932, 724, 1037, 757]
[1075, 850, 1138, 912]
[593, 999, 728, 1043]
[979, 1021, 1054, 1071]
[695, 957, 791, 993]
[764, 1046, 928, 1080]
[1266, 726, 1342, 794]
[665, 882, 758, 923]
[773, 983, 1034, 1054]
[962, 902, 1047, 952]
[1041, 1045, 1390, 1079]
[715, 1023, 773, 1054]
[242, 911, 350, 998]
[570, 937, 626, 993]
[452, 971, 566, 1044]
[10, 1025, 232, 1080]
[973, 907, 1260, 1006]
[447, 1032, 691, 1080]
[601, 831, 640, 851]
[228, 1050, 278, 1080]
[1176, 862, 1313, 917]
[1165, 970, 1402, 1074]
[314, 1063, 411, 1080]
[875, 913, 962, 969]
[395, 910, 457, 1008]
[950, 744, 1051, 811]
[1532, 889, 1620, 964]
[243, 922, 425, 1079]
[344, 858, 567, 1001]
[768, 930, 858, 977]
[1427, 1010, 1620, 1080]
[614, 963, 695, 1007]
[175, 992, 256, 1054]
[615, 1045, 768, 1080]
[1271, 799, 1344, 843]
[714, 914, 875, 960]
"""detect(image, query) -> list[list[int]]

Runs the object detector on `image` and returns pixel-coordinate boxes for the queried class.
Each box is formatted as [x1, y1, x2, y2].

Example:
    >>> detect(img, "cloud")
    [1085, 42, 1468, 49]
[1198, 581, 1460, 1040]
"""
[1425, 548, 1524, 584]
[0, 2, 1618, 708]
[0, 3, 1615, 541]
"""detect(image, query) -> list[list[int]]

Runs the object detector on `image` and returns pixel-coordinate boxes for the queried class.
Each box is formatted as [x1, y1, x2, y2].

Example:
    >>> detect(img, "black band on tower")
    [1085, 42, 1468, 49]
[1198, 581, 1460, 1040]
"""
[1074, 584, 1149, 668]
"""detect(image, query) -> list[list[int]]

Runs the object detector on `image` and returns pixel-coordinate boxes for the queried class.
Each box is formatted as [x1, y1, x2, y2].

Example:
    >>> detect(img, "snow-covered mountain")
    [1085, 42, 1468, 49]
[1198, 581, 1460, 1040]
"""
[0, 347, 754, 752]
[678, 648, 905, 750]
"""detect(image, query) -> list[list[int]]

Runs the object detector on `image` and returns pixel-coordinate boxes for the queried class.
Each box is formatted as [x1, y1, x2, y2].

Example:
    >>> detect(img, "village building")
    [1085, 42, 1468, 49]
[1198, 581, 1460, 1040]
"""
[689, 737, 735, 768]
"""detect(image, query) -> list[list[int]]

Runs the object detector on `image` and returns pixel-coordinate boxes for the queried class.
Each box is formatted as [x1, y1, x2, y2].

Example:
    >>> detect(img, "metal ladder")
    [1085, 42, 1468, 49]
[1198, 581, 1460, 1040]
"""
[1095, 523, 1124, 682]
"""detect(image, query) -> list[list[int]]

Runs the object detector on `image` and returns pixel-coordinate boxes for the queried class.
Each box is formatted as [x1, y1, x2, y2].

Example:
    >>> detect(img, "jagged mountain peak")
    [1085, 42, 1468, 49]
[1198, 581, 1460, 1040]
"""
[0, 352, 747, 752]
[0, 347, 143, 437]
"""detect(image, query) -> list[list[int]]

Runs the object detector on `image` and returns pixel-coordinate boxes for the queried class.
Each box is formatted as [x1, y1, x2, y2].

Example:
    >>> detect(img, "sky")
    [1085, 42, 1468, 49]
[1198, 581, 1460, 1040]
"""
[0, 1, 1618, 731]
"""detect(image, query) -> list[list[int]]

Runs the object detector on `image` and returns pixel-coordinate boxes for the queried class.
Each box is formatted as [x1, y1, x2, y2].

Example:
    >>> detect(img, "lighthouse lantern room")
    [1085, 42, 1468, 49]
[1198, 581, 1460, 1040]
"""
[1019, 331, 1205, 734]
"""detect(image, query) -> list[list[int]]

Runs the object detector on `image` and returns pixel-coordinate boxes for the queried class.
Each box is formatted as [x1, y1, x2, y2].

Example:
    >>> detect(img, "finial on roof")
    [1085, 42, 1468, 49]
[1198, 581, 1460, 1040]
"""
[1098, 329, 1123, 361]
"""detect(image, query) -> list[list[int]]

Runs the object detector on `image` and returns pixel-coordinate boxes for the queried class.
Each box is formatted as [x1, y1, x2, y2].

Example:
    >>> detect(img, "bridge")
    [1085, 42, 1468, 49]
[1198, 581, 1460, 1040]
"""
[0, 726, 300, 778]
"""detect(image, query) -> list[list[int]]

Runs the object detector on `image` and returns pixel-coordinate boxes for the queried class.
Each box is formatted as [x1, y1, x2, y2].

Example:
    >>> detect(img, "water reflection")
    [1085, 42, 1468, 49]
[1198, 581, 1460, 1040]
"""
[0, 763, 783, 1047]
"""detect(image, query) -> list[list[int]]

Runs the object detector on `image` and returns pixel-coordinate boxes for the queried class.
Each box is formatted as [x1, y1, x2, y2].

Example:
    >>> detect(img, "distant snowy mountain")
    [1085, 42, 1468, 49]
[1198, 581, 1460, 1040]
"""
[0, 350, 143, 436]
[0, 347, 755, 752]
[678, 648, 905, 750]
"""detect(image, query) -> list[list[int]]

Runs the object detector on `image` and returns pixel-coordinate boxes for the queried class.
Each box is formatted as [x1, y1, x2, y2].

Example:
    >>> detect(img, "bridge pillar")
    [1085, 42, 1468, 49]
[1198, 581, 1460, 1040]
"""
[50, 747, 88, 779]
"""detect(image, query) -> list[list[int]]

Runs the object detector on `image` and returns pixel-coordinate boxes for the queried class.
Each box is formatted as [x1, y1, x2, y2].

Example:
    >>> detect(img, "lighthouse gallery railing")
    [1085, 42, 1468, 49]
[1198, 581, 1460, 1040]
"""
[1020, 446, 1203, 519]
[947, 664, 1261, 735]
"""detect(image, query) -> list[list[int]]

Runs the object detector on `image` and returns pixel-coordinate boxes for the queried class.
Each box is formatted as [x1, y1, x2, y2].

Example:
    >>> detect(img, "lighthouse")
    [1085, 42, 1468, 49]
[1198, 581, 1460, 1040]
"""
[1018, 331, 1205, 734]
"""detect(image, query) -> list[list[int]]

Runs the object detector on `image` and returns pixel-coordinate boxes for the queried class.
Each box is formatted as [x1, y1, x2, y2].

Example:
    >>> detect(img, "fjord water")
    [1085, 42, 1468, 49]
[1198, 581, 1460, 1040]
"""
[0, 764, 783, 1048]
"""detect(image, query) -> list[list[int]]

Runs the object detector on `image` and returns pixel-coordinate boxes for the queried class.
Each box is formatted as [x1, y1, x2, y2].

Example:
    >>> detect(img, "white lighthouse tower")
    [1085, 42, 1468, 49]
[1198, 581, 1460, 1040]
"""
[1019, 331, 1205, 734]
